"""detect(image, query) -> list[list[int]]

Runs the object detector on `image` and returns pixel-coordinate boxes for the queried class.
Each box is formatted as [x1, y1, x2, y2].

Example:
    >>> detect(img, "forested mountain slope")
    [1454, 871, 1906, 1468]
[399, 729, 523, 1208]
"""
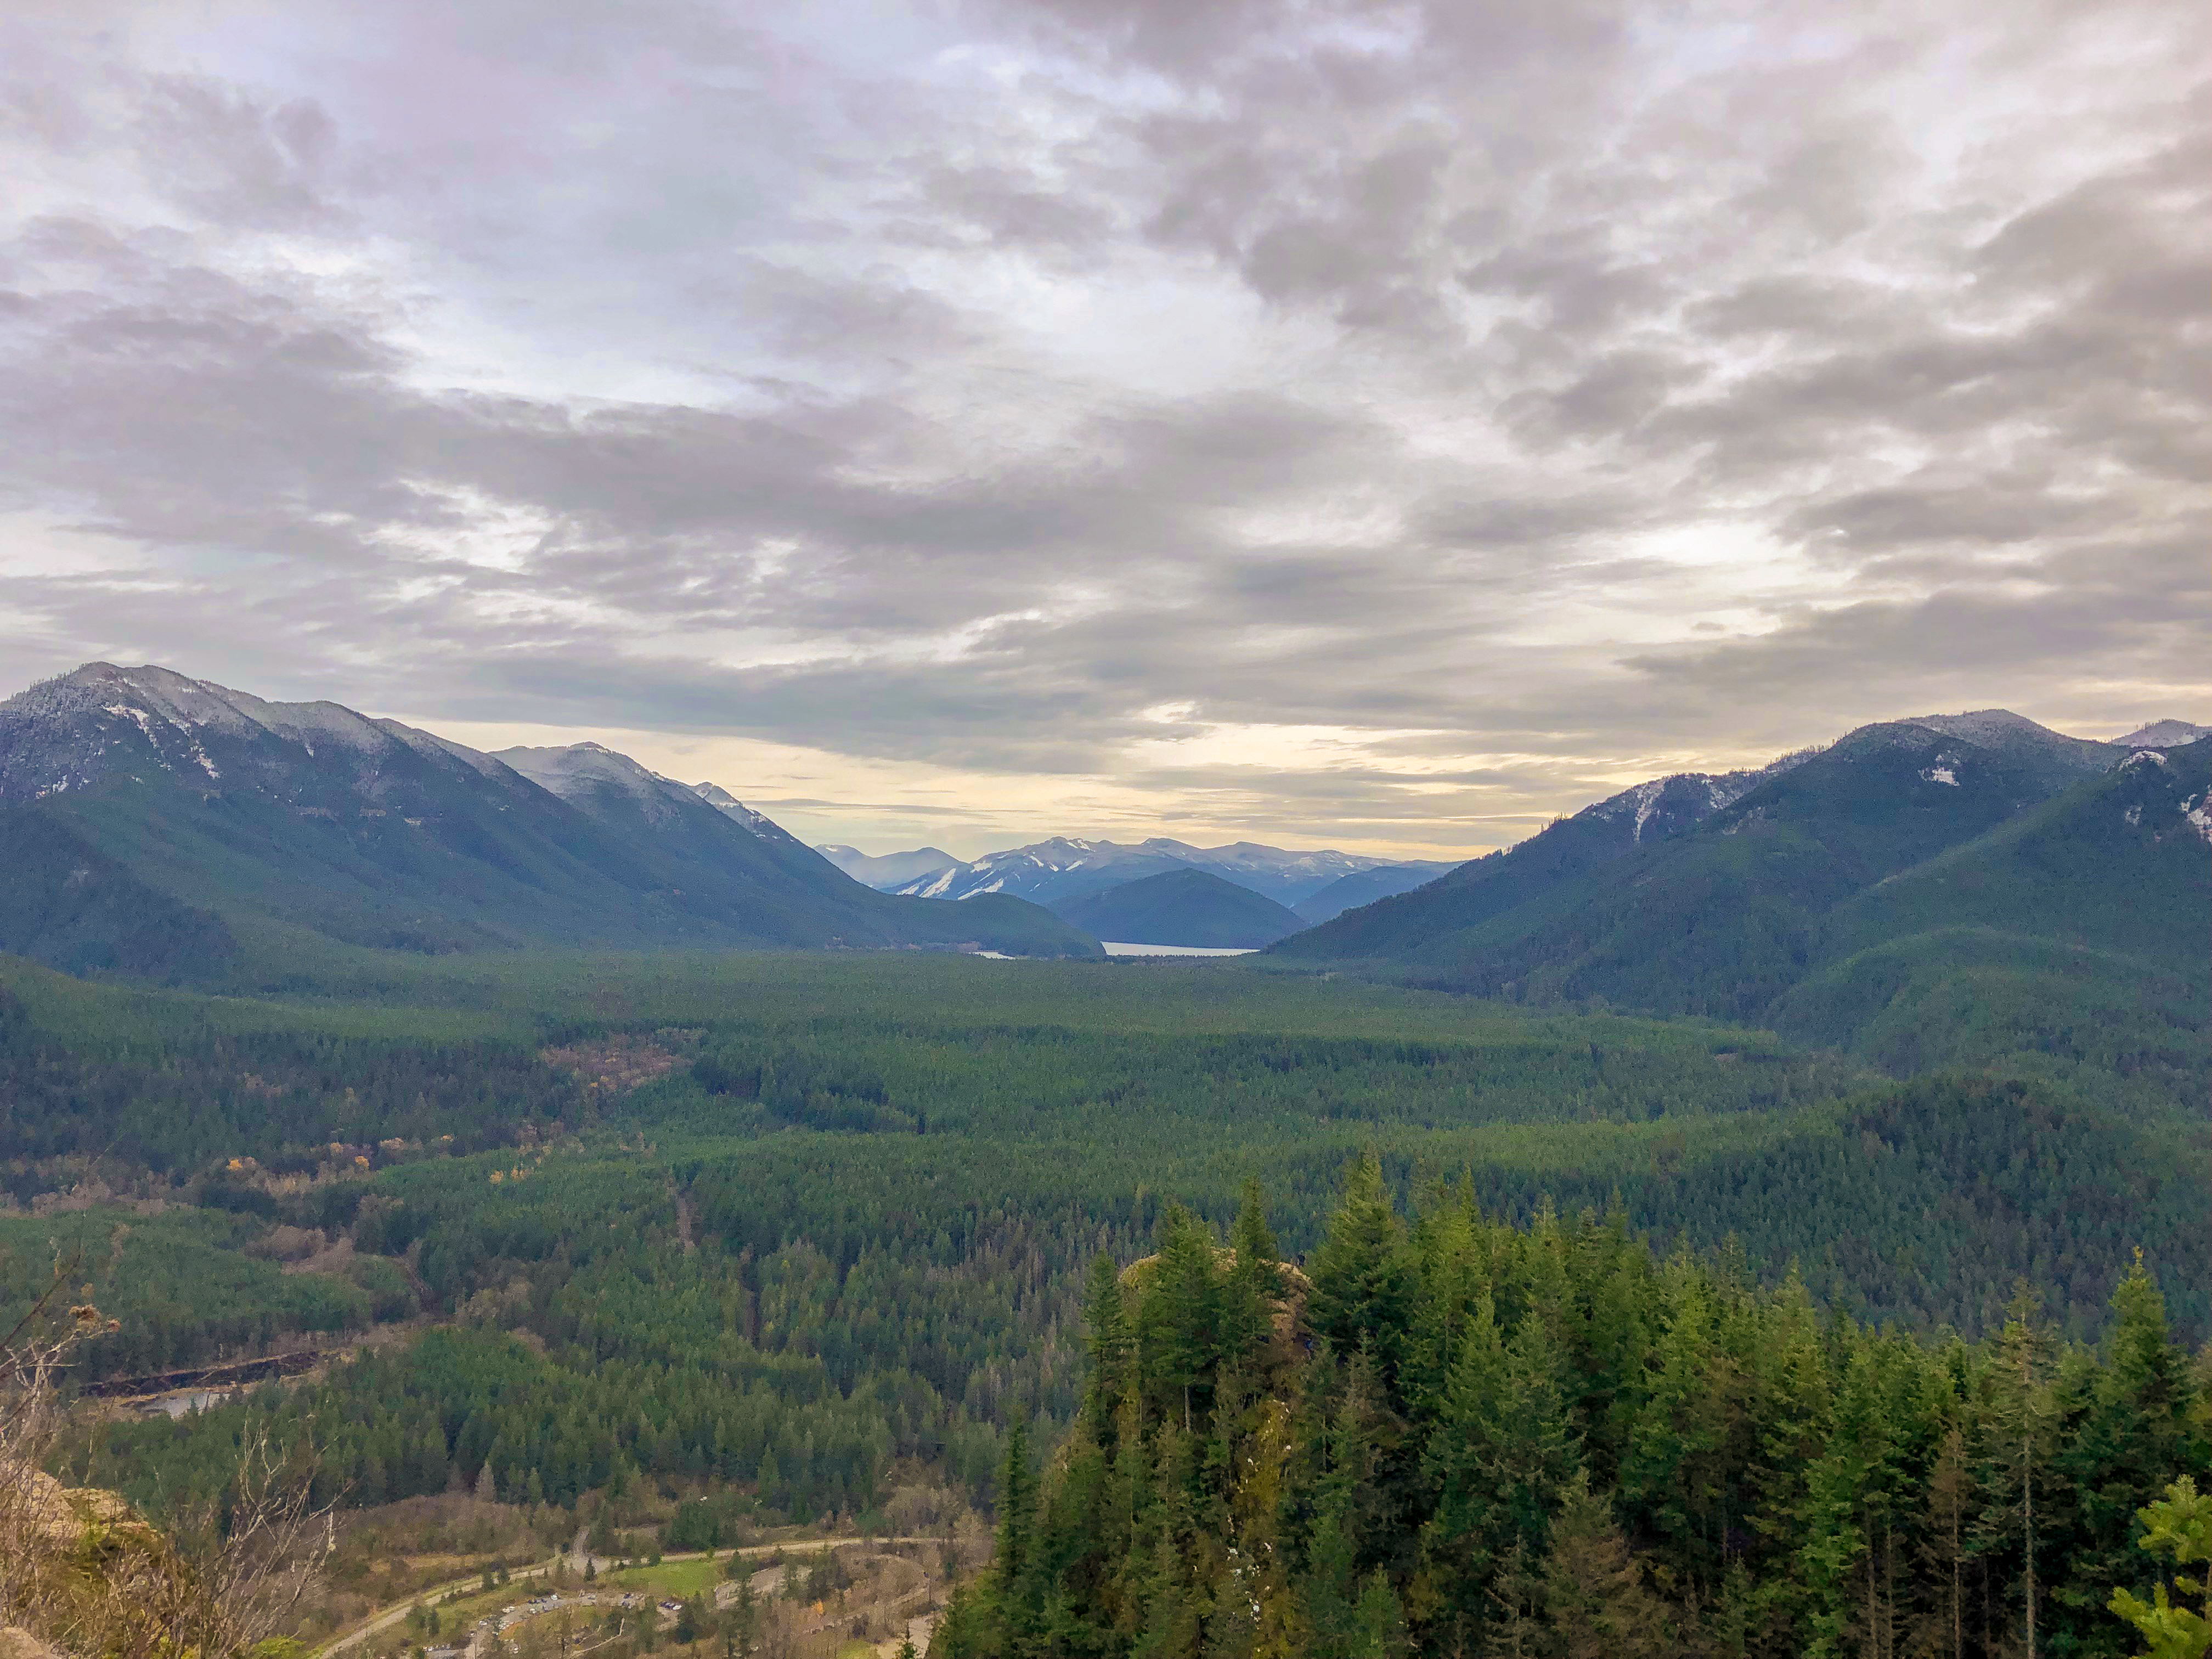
[1275, 727, 2209, 1102]
[1050, 867, 1306, 947]
[1281, 709, 2125, 965]
[1290, 862, 1455, 924]
[0, 664, 1097, 974]
[1770, 738, 2212, 1089]
[1282, 721, 2088, 996]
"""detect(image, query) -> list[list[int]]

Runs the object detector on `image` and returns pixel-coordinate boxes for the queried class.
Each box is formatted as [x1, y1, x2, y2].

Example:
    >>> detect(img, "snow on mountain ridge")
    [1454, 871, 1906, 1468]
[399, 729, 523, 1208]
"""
[0, 667, 814, 862]
[689, 780, 806, 847]
[493, 742, 703, 827]
[0, 662, 531, 806]
[2117, 719, 2211, 748]
[882, 834, 1447, 907]
[1904, 709, 2056, 744]
[1575, 746, 1820, 846]
[818, 844, 963, 888]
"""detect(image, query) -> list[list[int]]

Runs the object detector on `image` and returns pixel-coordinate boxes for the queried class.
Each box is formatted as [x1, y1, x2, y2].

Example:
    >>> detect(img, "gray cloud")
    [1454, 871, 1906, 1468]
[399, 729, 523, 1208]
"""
[0, 0, 2206, 854]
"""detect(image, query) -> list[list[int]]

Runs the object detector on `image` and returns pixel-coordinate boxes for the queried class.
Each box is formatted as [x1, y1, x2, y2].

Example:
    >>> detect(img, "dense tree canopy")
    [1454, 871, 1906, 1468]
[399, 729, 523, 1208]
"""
[934, 1167, 2212, 1659]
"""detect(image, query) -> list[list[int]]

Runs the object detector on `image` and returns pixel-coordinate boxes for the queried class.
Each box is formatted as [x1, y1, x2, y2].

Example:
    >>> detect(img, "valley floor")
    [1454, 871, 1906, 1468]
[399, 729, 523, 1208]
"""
[0, 946, 2202, 1657]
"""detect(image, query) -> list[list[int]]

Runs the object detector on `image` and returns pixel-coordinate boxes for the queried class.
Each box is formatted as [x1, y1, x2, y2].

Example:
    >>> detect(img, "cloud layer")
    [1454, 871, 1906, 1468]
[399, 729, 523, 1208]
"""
[2, 0, 2206, 856]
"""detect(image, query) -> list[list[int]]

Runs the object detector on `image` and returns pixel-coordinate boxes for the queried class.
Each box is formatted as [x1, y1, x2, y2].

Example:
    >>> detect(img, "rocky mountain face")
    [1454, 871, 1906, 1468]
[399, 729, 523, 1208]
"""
[492, 742, 851, 891]
[1901, 708, 2129, 784]
[691, 779, 817, 848]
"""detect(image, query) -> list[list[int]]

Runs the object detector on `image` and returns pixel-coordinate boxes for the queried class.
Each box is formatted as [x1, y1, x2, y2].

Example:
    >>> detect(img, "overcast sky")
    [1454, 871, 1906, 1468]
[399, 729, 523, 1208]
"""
[3, 0, 2205, 859]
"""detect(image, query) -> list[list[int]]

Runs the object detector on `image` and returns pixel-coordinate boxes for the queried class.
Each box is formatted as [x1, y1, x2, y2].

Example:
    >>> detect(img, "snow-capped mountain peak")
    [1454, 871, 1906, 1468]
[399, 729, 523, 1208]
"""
[484, 748, 806, 848]
[493, 742, 709, 829]
[0, 661, 528, 806]
[869, 833, 1451, 908]
[2117, 719, 2210, 748]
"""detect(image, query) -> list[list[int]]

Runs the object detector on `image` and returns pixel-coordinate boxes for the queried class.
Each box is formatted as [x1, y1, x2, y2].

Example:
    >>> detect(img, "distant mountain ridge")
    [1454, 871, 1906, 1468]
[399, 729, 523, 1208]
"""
[1049, 867, 1306, 949]
[849, 833, 1451, 909]
[0, 663, 1100, 977]
[5, 665, 2192, 996]
[817, 844, 962, 888]
[1290, 862, 1460, 924]
[2118, 719, 2212, 748]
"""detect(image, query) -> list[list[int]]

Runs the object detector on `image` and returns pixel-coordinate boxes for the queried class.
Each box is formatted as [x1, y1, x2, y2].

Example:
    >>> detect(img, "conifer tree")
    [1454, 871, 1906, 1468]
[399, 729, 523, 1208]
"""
[1084, 1252, 1135, 1445]
[1481, 1541, 1544, 1659]
[1350, 1570, 1409, 1658]
[1617, 1258, 1730, 1586]
[1916, 1425, 1971, 1659]
[1138, 1204, 1252, 1436]
[1306, 1152, 1415, 1397]
[2068, 1256, 2202, 1645]
[1228, 1176, 1285, 1363]
[1541, 1473, 1669, 1659]
[993, 1418, 1039, 1639]
[2108, 1476, 2212, 1659]
[1406, 1181, 1485, 1415]
[1980, 1288, 2060, 1659]
[1230, 1176, 1281, 1281]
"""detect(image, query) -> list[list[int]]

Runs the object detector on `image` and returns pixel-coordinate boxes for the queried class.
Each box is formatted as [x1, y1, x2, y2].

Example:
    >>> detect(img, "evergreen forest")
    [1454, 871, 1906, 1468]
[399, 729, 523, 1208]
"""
[932, 1167, 2212, 1658]
[0, 941, 2203, 1659]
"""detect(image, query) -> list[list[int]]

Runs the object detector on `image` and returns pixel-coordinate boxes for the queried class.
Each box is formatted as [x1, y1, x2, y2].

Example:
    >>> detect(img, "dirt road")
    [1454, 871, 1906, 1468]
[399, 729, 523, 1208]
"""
[316, 1537, 948, 1658]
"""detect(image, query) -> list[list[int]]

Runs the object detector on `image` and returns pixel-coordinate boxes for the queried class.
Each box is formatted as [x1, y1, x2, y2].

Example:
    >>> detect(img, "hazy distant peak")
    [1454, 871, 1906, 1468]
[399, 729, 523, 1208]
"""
[816, 843, 963, 888]
[2115, 719, 2210, 748]
[877, 832, 1448, 907]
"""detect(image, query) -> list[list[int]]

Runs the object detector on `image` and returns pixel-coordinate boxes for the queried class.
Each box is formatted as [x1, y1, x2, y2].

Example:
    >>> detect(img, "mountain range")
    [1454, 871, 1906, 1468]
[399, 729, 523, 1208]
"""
[822, 834, 1452, 918]
[820, 707, 2194, 951]
[1, 663, 2200, 1005]
[1277, 707, 2210, 1091]
[0, 663, 1100, 978]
